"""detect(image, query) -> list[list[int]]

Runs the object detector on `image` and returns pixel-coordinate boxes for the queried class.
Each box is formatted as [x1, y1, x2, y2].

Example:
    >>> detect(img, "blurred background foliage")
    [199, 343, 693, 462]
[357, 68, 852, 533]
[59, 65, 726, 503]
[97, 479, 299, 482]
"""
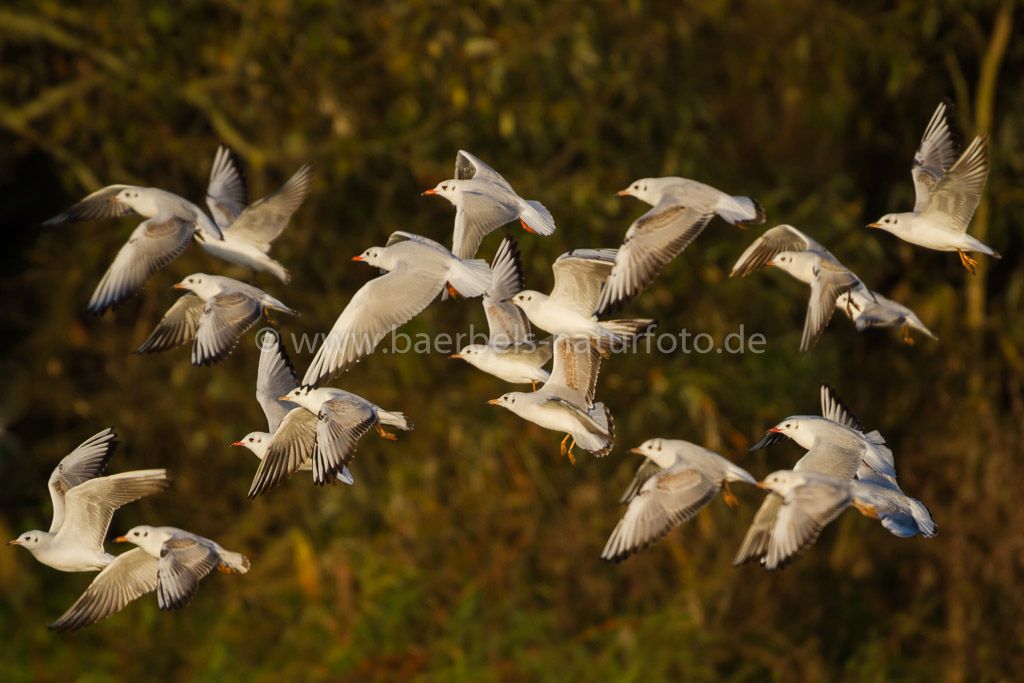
[1, 0, 1022, 680]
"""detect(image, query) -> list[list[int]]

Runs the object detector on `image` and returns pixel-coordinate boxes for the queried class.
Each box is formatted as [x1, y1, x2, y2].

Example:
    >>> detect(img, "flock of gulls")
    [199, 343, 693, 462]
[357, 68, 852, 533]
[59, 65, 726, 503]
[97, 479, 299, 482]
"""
[12, 101, 995, 631]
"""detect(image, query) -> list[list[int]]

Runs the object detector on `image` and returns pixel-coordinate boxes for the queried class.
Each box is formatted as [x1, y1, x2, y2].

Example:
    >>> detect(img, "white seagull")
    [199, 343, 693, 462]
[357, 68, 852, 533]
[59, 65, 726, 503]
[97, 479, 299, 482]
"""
[755, 469, 936, 570]
[600, 438, 756, 562]
[423, 150, 556, 259]
[868, 102, 999, 272]
[232, 333, 354, 497]
[302, 231, 491, 386]
[734, 385, 895, 566]
[511, 248, 655, 350]
[8, 427, 168, 572]
[451, 235, 553, 387]
[44, 183, 225, 313]
[731, 224, 865, 352]
[835, 288, 936, 344]
[248, 385, 412, 490]
[596, 174, 764, 313]
[200, 146, 312, 283]
[488, 336, 613, 464]
[136, 273, 297, 365]
[49, 525, 249, 632]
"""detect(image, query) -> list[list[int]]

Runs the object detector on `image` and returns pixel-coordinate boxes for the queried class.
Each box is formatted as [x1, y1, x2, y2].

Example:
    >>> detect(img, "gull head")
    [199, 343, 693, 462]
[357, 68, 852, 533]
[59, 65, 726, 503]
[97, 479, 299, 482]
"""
[511, 290, 544, 313]
[232, 431, 270, 458]
[617, 177, 660, 205]
[766, 250, 816, 282]
[422, 180, 460, 204]
[756, 469, 804, 495]
[487, 392, 523, 414]
[629, 438, 678, 469]
[114, 187, 157, 216]
[867, 212, 906, 235]
[174, 273, 219, 299]
[280, 385, 323, 411]
[117, 525, 166, 555]
[767, 416, 818, 449]
[8, 531, 46, 551]
[451, 344, 486, 365]
[352, 246, 386, 267]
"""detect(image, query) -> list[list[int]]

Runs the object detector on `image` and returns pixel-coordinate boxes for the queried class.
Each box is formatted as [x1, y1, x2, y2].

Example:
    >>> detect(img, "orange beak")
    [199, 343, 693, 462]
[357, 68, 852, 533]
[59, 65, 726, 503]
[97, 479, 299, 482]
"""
[422, 188, 437, 196]
[768, 427, 782, 433]
[867, 222, 881, 229]
[351, 255, 364, 262]
[230, 441, 244, 447]
[629, 447, 645, 455]
[450, 353, 463, 360]
[756, 481, 770, 490]
[765, 260, 776, 268]
[114, 536, 128, 543]
[173, 283, 185, 289]
[277, 395, 291, 401]
[616, 189, 630, 196]
[7, 539, 19, 545]
[487, 398, 501, 405]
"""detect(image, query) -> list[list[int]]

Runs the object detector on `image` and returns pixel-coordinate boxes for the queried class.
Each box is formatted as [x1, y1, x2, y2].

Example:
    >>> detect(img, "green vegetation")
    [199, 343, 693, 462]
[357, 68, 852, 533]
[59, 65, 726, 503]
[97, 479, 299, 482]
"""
[1, 1, 1021, 680]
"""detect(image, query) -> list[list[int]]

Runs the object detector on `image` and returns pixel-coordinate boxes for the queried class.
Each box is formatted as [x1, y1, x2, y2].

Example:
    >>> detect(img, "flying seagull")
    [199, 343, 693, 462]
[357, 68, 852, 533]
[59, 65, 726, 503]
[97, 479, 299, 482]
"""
[868, 102, 999, 272]
[200, 146, 312, 283]
[600, 438, 756, 562]
[488, 336, 613, 464]
[136, 273, 298, 366]
[595, 175, 764, 313]
[49, 526, 249, 632]
[511, 248, 656, 351]
[835, 288, 936, 344]
[232, 333, 353, 496]
[451, 235, 553, 387]
[423, 150, 556, 259]
[302, 231, 491, 386]
[8, 427, 168, 572]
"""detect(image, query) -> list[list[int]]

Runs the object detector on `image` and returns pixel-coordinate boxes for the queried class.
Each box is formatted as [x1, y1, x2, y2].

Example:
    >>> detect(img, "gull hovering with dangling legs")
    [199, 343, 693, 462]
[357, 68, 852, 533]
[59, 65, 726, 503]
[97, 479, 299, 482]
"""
[734, 385, 896, 567]
[44, 181, 225, 313]
[246, 385, 411, 493]
[49, 525, 249, 632]
[600, 438, 756, 562]
[303, 231, 491, 386]
[754, 469, 936, 570]
[731, 224, 866, 352]
[868, 101, 999, 273]
[488, 336, 613, 464]
[511, 249, 655, 353]
[8, 427, 168, 572]
[201, 146, 312, 283]
[450, 235, 552, 388]
[423, 150, 556, 259]
[232, 333, 353, 497]
[136, 273, 297, 366]
[596, 176, 763, 313]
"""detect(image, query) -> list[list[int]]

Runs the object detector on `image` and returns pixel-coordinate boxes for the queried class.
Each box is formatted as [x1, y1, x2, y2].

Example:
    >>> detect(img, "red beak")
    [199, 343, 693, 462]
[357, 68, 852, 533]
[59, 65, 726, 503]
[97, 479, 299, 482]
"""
[768, 427, 782, 433]
[422, 188, 437, 196]
[351, 255, 364, 262]
[230, 441, 243, 447]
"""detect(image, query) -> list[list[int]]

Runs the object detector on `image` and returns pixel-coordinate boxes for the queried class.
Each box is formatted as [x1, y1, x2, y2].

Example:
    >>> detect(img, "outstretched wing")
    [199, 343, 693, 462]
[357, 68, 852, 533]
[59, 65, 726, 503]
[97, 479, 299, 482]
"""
[819, 384, 862, 431]
[549, 249, 617, 314]
[135, 294, 204, 354]
[730, 224, 832, 277]
[542, 336, 602, 406]
[192, 292, 263, 366]
[207, 145, 249, 228]
[484, 236, 531, 344]
[923, 135, 988, 231]
[455, 150, 514, 191]
[49, 548, 159, 632]
[596, 201, 715, 314]
[226, 164, 312, 248]
[88, 216, 196, 313]
[157, 536, 221, 610]
[54, 470, 169, 551]
[801, 260, 859, 352]
[43, 185, 137, 226]
[255, 333, 300, 433]
[313, 395, 378, 485]
[248, 408, 317, 498]
[912, 101, 959, 213]
[48, 427, 118, 534]
[765, 479, 851, 570]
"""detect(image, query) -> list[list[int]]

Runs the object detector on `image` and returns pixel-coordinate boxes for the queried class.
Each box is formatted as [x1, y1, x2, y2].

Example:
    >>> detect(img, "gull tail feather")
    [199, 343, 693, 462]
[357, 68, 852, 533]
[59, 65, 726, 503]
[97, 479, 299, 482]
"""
[717, 195, 765, 226]
[377, 410, 413, 431]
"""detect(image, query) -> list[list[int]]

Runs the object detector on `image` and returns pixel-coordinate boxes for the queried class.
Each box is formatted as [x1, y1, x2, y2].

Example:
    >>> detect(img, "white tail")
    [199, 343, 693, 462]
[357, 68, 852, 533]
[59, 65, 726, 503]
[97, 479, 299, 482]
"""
[219, 550, 251, 574]
[519, 199, 556, 236]
[378, 410, 412, 431]
[716, 195, 765, 226]
[907, 497, 937, 537]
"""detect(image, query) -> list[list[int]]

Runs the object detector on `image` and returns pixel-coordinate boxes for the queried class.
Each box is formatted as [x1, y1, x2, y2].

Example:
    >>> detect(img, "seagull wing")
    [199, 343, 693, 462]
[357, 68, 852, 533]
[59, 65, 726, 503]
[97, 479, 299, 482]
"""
[912, 101, 960, 212]
[43, 185, 137, 225]
[157, 535, 221, 610]
[54, 470, 169, 552]
[255, 334, 300, 433]
[765, 479, 851, 570]
[135, 294, 205, 354]
[483, 235, 530, 344]
[923, 135, 989, 231]
[225, 164, 312, 249]
[247, 408, 317, 498]
[88, 216, 196, 313]
[733, 492, 783, 566]
[206, 145, 249, 229]
[542, 336, 602, 406]
[730, 224, 832, 277]
[452, 190, 520, 259]
[192, 292, 263, 366]
[302, 264, 444, 385]
[48, 427, 118, 534]
[455, 150, 515, 191]
[801, 260, 859, 352]
[313, 395, 377, 485]
[819, 384, 862, 431]
[596, 201, 715, 314]
[48, 548, 159, 632]
[549, 248, 617, 313]
[601, 466, 719, 562]
[618, 457, 664, 504]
